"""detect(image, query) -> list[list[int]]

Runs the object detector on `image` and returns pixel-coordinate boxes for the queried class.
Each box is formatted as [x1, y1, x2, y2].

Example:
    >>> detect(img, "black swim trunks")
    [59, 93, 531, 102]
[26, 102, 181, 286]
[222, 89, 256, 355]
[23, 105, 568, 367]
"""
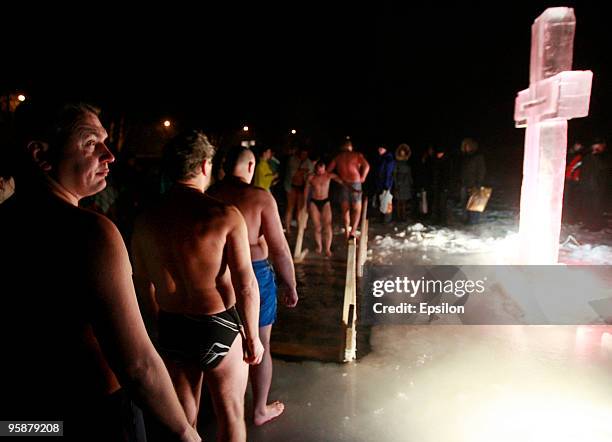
[158, 306, 243, 370]
[310, 198, 330, 211]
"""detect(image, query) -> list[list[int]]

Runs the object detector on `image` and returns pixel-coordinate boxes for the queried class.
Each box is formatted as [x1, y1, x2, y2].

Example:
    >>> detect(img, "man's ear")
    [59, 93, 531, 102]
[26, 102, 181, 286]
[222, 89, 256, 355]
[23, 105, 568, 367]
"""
[26, 141, 52, 172]
[201, 159, 209, 176]
[248, 161, 254, 173]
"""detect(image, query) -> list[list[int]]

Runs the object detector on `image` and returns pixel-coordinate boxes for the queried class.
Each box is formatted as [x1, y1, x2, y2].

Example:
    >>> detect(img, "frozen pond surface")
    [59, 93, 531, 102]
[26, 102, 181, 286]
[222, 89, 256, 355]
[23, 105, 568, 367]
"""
[203, 208, 612, 441]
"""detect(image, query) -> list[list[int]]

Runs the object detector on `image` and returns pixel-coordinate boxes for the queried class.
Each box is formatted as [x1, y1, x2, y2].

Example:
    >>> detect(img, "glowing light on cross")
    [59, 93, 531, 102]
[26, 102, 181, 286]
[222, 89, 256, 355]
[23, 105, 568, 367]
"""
[514, 7, 592, 264]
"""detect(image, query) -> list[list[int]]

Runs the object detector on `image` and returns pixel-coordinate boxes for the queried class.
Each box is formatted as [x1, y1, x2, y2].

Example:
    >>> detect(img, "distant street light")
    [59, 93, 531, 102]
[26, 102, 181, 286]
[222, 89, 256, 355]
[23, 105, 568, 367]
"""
[17, 94, 26, 102]
[243, 125, 249, 132]
[291, 129, 297, 135]
[163, 120, 171, 128]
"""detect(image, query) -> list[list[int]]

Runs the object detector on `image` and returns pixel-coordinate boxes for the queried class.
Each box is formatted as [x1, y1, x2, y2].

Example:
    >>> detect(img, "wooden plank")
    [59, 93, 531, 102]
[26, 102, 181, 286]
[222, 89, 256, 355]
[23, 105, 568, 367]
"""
[293, 206, 309, 262]
[342, 238, 357, 325]
[343, 238, 357, 361]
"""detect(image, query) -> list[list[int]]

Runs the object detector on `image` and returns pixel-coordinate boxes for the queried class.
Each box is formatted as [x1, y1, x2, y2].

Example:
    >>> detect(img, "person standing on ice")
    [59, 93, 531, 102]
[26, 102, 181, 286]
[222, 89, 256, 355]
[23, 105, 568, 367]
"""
[563, 141, 585, 224]
[304, 160, 344, 256]
[393, 144, 413, 222]
[459, 137, 486, 224]
[431, 146, 451, 226]
[208, 146, 299, 427]
[373, 144, 396, 224]
[579, 138, 610, 231]
[328, 139, 370, 238]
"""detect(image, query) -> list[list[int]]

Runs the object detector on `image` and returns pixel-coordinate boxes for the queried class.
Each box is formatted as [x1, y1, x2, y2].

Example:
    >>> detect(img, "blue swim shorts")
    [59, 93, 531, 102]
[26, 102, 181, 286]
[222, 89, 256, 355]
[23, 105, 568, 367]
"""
[252, 259, 277, 327]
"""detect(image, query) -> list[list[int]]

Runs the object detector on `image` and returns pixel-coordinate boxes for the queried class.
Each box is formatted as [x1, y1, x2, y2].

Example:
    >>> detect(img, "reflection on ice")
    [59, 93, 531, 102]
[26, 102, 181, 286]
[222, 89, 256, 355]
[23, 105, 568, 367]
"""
[242, 325, 612, 441]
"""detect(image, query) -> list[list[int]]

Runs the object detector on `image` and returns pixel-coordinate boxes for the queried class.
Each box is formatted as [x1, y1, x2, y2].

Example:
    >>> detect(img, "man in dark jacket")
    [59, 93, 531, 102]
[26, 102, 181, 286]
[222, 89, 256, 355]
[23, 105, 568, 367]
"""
[579, 138, 610, 231]
[374, 145, 396, 223]
[431, 147, 451, 225]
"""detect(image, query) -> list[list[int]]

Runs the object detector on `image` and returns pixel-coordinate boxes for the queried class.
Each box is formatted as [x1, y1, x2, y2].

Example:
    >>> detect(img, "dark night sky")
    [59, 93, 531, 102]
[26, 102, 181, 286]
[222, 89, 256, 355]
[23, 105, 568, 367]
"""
[3, 1, 609, 155]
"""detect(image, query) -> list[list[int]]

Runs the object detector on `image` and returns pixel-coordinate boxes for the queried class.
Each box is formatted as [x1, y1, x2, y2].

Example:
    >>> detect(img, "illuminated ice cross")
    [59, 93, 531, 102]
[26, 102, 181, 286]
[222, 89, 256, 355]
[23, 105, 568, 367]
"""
[514, 7, 592, 264]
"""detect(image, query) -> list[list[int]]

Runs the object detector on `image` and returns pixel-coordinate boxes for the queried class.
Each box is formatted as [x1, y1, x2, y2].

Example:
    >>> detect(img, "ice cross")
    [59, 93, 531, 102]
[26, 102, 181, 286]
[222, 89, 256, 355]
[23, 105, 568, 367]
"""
[514, 7, 592, 264]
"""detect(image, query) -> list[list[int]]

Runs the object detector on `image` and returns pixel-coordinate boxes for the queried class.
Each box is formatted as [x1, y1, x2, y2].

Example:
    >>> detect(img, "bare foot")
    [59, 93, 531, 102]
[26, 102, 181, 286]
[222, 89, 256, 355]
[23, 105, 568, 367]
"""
[325, 249, 332, 257]
[315, 246, 322, 254]
[254, 401, 285, 426]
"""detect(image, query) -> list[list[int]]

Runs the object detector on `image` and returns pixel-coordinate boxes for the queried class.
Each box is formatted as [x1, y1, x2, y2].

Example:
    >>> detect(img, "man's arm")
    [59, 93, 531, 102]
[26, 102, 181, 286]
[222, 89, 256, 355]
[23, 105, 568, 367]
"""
[327, 157, 337, 173]
[87, 216, 199, 442]
[303, 175, 312, 202]
[358, 154, 370, 183]
[261, 194, 298, 308]
[330, 172, 344, 185]
[225, 207, 264, 364]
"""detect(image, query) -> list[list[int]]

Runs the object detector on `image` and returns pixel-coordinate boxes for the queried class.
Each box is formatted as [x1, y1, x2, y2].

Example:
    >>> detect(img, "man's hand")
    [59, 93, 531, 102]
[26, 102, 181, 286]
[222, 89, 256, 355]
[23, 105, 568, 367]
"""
[178, 425, 202, 442]
[244, 337, 264, 365]
[280, 285, 299, 308]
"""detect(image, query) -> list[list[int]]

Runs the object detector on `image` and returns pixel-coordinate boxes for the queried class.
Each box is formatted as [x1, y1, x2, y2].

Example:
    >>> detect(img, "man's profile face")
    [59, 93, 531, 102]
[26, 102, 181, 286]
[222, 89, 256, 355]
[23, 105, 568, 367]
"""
[315, 163, 325, 175]
[53, 112, 114, 200]
[378, 147, 386, 156]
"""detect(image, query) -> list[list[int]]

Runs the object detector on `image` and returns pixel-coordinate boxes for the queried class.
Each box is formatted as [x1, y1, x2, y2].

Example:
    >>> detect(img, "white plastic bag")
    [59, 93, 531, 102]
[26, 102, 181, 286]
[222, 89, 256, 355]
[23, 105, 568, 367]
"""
[379, 190, 393, 214]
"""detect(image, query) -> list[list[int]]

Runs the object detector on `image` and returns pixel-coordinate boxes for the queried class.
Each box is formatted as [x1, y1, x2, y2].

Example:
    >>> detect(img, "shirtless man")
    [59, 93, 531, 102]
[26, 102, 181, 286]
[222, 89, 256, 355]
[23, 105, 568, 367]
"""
[132, 131, 264, 442]
[208, 147, 298, 426]
[284, 147, 313, 233]
[328, 140, 370, 238]
[0, 102, 200, 441]
[304, 160, 343, 256]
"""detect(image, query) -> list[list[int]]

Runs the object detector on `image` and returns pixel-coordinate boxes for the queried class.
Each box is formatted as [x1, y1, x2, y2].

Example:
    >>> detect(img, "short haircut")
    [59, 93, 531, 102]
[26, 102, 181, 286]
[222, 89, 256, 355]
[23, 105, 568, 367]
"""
[162, 130, 216, 181]
[10, 101, 100, 177]
[222, 146, 252, 176]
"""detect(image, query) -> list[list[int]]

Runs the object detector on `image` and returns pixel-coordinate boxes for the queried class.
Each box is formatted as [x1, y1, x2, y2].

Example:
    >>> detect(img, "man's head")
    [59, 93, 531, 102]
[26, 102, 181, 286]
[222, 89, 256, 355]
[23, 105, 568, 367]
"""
[162, 130, 216, 190]
[461, 138, 478, 154]
[377, 146, 387, 156]
[314, 160, 327, 175]
[341, 139, 353, 152]
[258, 146, 273, 161]
[591, 138, 607, 155]
[298, 148, 309, 161]
[223, 146, 256, 183]
[14, 102, 115, 201]
[570, 142, 584, 154]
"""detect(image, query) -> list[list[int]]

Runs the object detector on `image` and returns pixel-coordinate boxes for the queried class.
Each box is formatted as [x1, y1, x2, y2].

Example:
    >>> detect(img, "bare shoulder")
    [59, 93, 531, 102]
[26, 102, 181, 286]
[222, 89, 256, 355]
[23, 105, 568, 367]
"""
[71, 208, 128, 264]
[255, 186, 278, 208]
[77, 207, 122, 239]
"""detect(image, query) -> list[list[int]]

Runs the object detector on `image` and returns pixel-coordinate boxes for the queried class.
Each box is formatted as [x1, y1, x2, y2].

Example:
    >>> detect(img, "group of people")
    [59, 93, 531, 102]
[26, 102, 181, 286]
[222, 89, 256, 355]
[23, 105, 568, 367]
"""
[0, 102, 298, 442]
[280, 140, 370, 255]
[364, 137, 486, 226]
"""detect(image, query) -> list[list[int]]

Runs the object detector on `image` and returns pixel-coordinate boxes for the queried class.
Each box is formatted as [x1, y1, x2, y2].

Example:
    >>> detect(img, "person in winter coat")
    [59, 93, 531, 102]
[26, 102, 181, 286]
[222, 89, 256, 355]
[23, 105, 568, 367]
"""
[374, 145, 396, 223]
[579, 138, 610, 231]
[393, 144, 413, 222]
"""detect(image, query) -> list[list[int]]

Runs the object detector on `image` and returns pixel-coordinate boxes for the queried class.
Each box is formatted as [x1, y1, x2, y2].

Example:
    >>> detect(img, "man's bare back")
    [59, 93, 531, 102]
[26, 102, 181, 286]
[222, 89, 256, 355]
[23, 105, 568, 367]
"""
[133, 186, 240, 315]
[329, 151, 369, 183]
[208, 176, 271, 262]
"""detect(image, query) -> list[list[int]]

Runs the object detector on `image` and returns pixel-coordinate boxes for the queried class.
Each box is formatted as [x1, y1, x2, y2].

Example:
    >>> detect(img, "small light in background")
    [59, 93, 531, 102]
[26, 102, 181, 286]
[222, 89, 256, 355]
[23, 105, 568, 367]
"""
[163, 120, 171, 128]
[243, 125, 249, 132]
[17, 94, 26, 102]
[291, 129, 297, 135]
